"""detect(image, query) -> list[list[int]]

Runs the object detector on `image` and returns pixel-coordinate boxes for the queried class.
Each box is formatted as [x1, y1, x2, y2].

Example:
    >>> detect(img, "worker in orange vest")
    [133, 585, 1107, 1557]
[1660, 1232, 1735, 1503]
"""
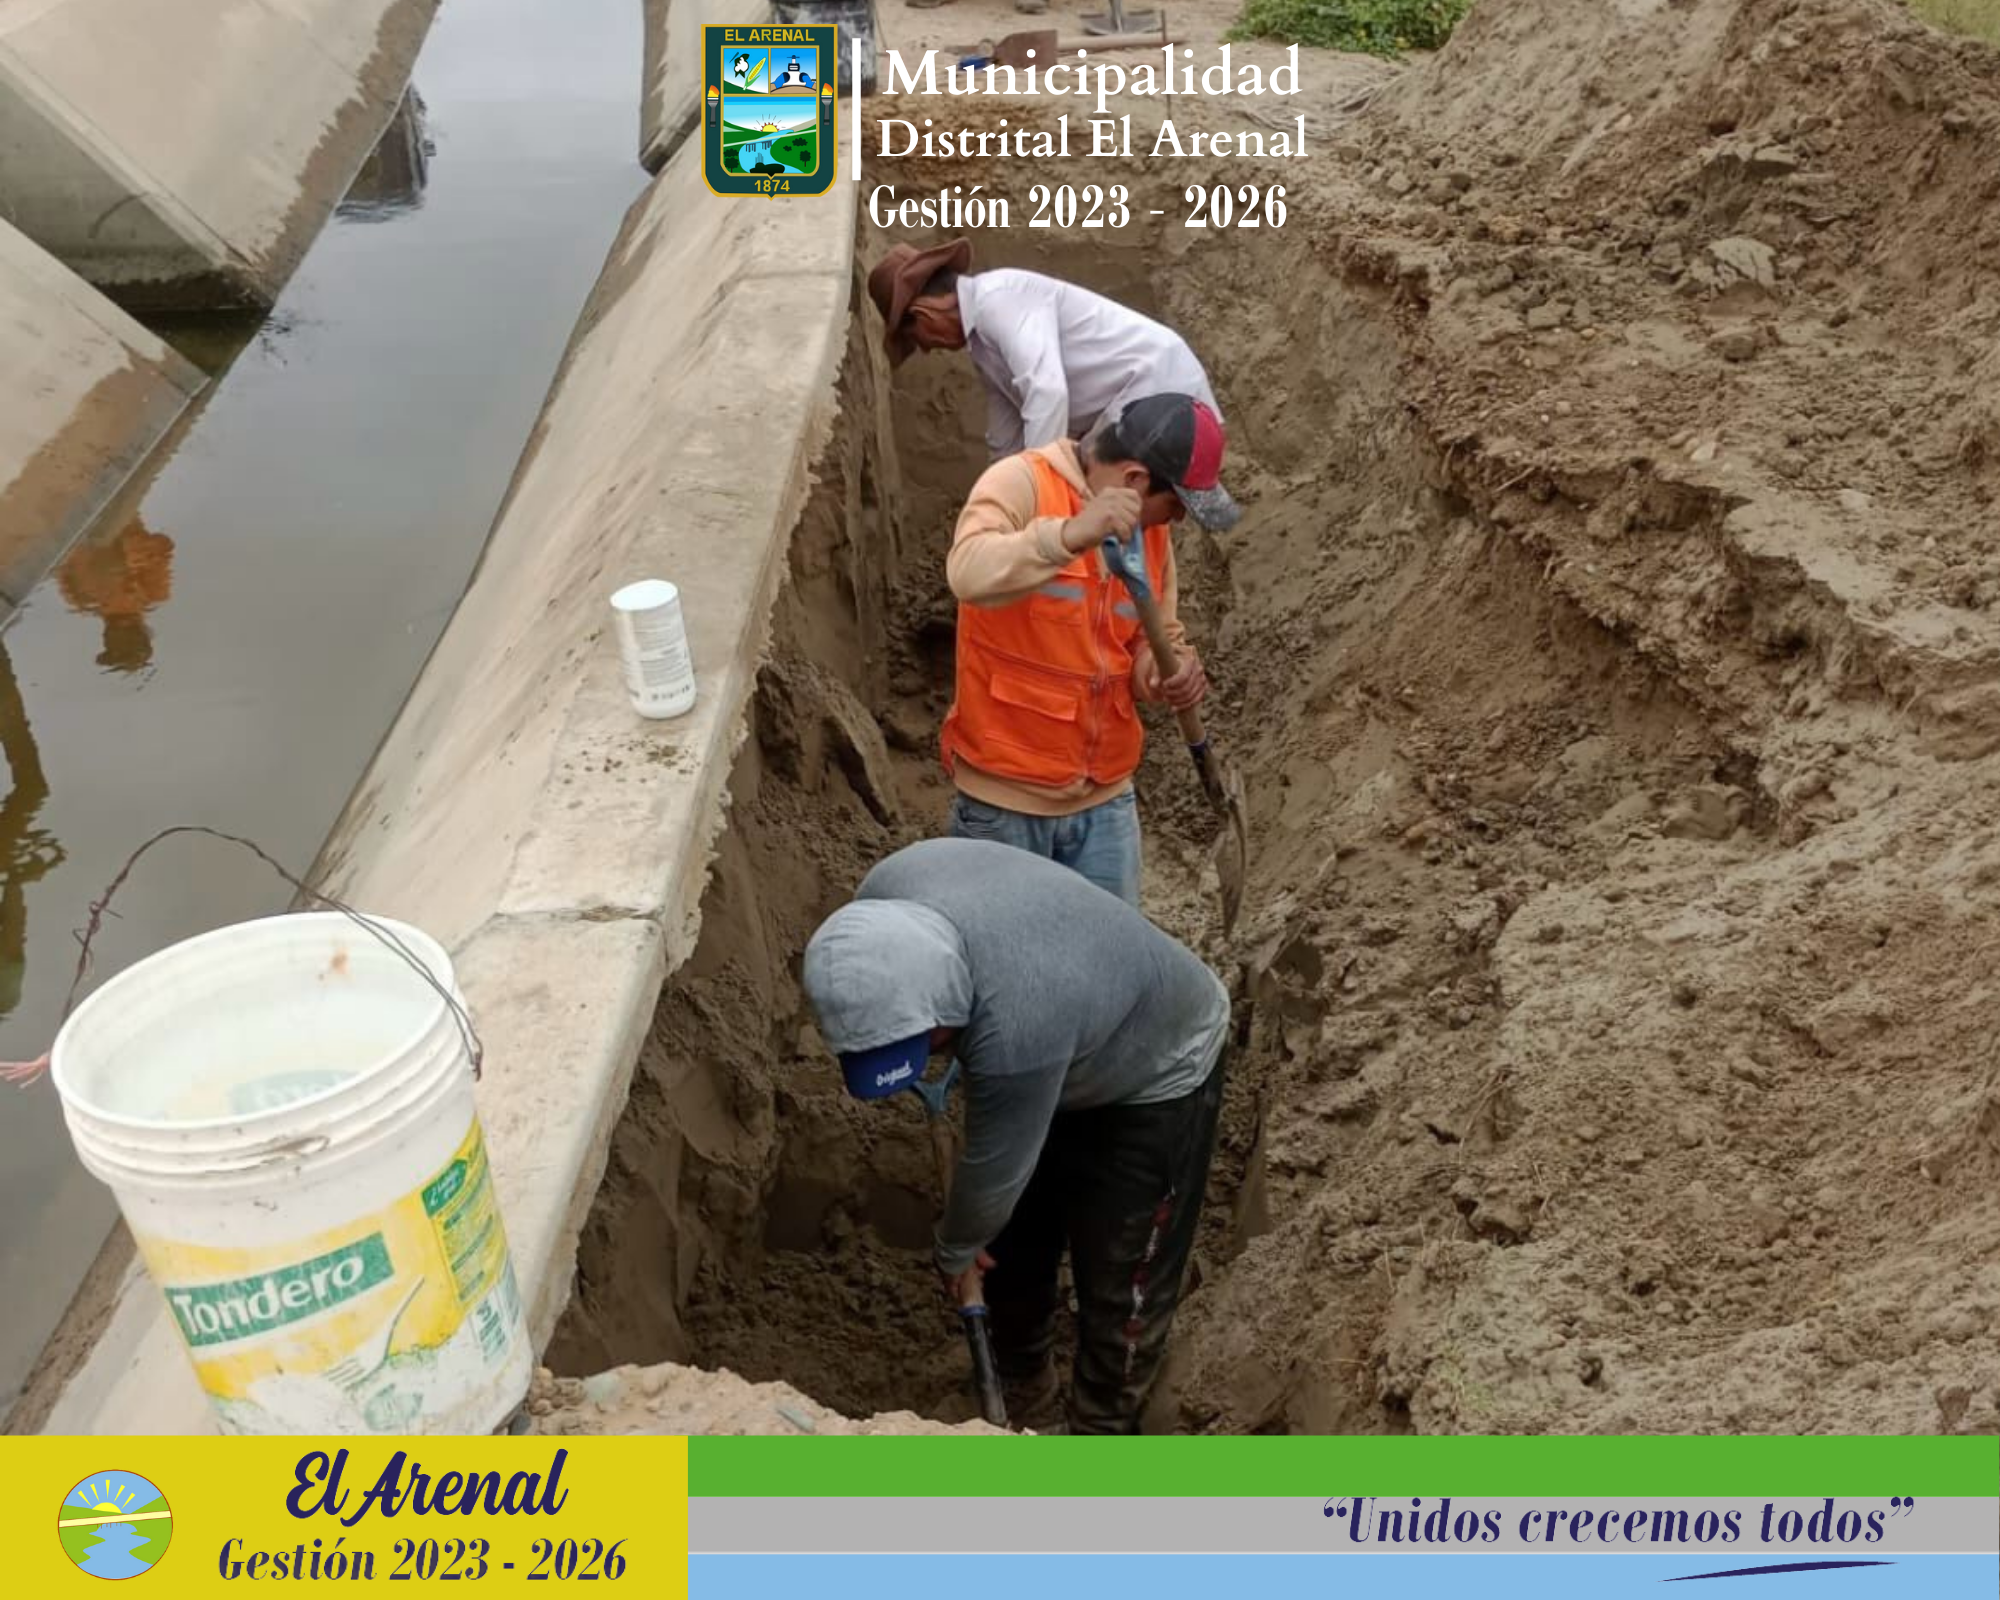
[940, 392, 1240, 906]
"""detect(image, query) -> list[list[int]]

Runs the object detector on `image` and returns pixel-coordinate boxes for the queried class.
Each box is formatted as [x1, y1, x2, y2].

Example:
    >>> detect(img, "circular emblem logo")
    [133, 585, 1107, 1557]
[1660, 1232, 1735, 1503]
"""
[57, 1471, 172, 1580]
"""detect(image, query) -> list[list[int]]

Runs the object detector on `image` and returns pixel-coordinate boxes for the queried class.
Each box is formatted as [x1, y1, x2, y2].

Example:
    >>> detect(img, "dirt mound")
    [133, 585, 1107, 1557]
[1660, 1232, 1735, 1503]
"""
[520, 1363, 996, 1435]
[1153, 0, 2000, 1434]
[1286, 0, 2000, 756]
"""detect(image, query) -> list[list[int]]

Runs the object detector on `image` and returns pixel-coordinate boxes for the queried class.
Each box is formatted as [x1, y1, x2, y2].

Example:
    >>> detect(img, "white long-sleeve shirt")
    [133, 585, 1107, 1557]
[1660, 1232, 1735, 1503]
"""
[956, 268, 1221, 459]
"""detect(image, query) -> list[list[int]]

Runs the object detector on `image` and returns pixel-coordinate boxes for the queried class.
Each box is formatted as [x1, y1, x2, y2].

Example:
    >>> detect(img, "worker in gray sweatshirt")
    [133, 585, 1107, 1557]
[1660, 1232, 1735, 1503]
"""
[801, 837, 1231, 1434]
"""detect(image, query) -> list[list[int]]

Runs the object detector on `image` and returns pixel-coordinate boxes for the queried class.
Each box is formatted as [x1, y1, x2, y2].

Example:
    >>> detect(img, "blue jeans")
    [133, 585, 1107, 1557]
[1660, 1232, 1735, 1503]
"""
[947, 790, 1143, 907]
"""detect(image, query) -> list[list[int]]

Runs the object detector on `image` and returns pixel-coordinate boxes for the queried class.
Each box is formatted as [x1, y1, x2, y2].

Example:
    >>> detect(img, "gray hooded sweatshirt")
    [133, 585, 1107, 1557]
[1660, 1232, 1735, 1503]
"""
[802, 838, 1230, 1274]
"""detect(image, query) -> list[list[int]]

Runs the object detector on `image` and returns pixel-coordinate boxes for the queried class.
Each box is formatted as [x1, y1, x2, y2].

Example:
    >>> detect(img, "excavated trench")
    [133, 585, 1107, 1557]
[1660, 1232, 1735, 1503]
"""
[547, 136, 1760, 1430]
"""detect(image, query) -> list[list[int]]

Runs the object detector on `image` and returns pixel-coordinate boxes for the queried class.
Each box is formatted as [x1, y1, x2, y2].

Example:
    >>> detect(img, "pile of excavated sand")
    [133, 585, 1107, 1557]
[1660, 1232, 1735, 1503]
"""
[520, 1363, 1000, 1436]
[1150, 0, 2000, 1435]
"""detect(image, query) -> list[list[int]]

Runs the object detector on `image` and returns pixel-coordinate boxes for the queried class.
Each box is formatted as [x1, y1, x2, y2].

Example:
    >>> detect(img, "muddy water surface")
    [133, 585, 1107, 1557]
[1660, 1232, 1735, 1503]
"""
[0, 0, 646, 1408]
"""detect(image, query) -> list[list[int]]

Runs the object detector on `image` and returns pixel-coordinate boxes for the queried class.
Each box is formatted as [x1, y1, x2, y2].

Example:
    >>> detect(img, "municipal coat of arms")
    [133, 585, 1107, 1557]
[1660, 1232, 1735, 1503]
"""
[705, 23, 838, 197]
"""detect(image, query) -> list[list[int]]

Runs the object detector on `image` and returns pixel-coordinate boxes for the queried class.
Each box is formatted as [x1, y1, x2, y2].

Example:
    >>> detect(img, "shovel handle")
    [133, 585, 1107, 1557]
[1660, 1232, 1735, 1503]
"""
[912, 1070, 1009, 1428]
[1126, 584, 1231, 807]
[1125, 583, 1208, 745]
[958, 1297, 1009, 1427]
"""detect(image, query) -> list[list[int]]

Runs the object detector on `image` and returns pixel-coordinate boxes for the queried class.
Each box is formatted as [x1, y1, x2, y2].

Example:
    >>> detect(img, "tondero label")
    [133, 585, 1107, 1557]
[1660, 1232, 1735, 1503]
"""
[704, 23, 838, 198]
[166, 1236, 393, 1348]
[134, 1122, 527, 1433]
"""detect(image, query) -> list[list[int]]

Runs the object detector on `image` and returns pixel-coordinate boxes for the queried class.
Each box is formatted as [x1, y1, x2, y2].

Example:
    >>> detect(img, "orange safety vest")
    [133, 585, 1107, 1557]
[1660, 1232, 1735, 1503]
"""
[941, 455, 1173, 792]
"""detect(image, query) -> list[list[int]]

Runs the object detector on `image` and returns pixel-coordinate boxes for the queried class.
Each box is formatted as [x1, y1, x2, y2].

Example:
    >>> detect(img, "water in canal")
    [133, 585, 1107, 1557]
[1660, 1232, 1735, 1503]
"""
[0, 0, 647, 1408]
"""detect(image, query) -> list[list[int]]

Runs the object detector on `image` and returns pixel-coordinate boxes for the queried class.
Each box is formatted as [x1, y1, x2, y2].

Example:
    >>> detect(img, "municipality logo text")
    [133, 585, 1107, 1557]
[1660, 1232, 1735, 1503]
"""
[166, 1235, 393, 1348]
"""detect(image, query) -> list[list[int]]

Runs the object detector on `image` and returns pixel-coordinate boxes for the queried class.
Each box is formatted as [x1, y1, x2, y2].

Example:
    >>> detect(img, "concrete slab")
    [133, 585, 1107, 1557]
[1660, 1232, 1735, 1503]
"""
[642, 0, 771, 174]
[0, 0, 439, 308]
[30, 134, 857, 1433]
[0, 217, 203, 615]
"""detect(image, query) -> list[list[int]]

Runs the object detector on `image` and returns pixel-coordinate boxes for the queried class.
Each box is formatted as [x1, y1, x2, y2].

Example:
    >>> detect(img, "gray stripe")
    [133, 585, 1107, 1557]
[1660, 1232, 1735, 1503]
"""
[693, 1497, 1997, 1554]
[1036, 582, 1086, 602]
[1112, 602, 1138, 620]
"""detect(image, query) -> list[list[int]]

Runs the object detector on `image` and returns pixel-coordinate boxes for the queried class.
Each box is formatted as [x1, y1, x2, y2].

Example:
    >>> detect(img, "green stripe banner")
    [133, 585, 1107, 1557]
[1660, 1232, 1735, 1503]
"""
[688, 1437, 1998, 1497]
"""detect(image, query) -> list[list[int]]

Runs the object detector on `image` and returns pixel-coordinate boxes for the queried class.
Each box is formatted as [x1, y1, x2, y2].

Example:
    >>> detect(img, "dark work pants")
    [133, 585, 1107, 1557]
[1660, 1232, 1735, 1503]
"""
[982, 1051, 1227, 1435]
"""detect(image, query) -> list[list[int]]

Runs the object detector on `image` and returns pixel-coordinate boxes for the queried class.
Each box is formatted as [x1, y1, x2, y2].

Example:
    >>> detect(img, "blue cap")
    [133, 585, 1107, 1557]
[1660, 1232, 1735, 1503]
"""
[839, 1034, 930, 1100]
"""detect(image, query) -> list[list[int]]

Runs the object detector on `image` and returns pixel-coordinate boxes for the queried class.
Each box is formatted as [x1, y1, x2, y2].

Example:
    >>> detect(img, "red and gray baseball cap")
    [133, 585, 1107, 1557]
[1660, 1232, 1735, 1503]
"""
[1109, 394, 1241, 532]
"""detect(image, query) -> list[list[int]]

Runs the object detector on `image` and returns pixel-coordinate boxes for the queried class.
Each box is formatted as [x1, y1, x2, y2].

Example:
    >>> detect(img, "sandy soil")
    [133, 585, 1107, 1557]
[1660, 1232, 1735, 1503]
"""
[554, 0, 2000, 1437]
[521, 1362, 1001, 1435]
[1155, 0, 2000, 1435]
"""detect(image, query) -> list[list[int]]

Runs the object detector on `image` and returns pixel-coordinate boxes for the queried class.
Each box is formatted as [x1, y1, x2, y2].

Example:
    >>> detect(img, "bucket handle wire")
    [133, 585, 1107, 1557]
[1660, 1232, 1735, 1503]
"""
[1, 826, 483, 1086]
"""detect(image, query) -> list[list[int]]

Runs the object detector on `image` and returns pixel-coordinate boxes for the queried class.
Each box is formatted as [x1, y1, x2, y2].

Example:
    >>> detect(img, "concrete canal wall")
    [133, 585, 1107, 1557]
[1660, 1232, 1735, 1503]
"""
[0, 218, 203, 619]
[29, 128, 856, 1433]
[0, 0, 439, 308]
[642, 0, 771, 173]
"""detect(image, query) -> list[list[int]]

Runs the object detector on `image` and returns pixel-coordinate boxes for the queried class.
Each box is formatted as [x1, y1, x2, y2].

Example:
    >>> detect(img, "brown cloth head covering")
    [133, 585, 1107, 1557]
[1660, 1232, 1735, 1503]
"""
[866, 238, 973, 365]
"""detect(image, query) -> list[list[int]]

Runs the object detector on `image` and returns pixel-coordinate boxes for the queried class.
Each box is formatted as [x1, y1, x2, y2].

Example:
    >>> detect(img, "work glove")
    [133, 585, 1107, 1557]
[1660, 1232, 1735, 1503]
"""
[1100, 528, 1152, 605]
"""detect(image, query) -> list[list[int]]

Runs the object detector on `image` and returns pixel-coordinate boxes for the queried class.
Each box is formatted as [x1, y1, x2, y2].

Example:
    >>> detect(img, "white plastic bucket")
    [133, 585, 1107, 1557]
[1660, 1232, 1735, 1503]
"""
[50, 913, 532, 1436]
[611, 578, 697, 719]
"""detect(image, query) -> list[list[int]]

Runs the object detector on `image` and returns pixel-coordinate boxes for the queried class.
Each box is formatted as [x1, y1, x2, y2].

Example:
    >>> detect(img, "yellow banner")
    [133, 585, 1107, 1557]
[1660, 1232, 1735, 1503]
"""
[3, 1436, 686, 1596]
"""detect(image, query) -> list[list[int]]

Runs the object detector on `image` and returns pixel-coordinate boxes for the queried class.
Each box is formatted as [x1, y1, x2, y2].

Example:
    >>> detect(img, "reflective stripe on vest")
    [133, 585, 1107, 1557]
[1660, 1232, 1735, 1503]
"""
[940, 455, 1173, 791]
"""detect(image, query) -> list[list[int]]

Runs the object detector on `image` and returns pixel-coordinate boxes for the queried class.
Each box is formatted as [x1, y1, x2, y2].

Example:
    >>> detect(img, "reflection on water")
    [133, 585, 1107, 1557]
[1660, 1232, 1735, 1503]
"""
[0, 0, 647, 1412]
[0, 640, 62, 1021]
[152, 95, 435, 372]
[54, 517, 175, 676]
[338, 90, 434, 223]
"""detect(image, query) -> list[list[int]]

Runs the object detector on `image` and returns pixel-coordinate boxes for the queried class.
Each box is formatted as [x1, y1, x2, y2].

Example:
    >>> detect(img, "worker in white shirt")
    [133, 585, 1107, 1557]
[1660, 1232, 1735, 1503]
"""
[867, 239, 1222, 460]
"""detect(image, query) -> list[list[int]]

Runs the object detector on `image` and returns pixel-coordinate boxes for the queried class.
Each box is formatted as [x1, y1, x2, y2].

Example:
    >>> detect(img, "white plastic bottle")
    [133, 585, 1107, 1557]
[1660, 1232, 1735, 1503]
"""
[610, 579, 698, 719]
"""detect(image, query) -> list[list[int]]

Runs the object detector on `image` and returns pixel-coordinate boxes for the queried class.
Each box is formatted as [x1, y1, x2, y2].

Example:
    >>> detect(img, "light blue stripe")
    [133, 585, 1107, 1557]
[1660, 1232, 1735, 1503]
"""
[693, 1554, 1997, 1599]
[1036, 582, 1086, 601]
